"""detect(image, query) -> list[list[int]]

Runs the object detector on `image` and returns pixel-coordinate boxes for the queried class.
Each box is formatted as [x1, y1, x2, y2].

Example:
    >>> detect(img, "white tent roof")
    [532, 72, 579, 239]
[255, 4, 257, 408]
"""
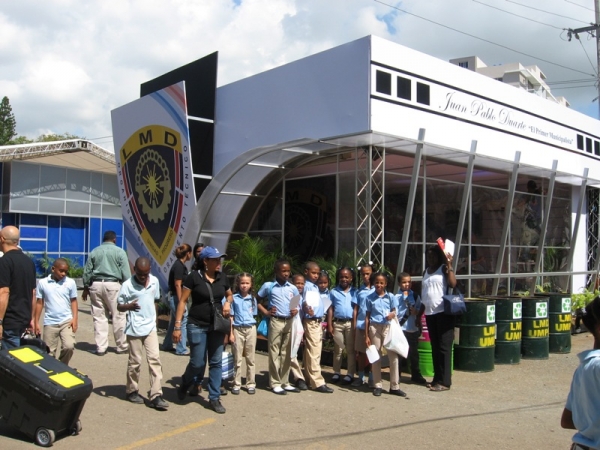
[0, 139, 116, 174]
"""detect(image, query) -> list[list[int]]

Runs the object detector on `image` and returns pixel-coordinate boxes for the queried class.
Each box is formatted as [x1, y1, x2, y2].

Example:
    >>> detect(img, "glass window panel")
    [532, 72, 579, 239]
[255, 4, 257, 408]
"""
[19, 240, 46, 253]
[403, 244, 424, 276]
[472, 186, 507, 246]
[284, 176, 336, 260]
[338, 172, 355, 228]
[384, 243, 400, 275]
[11, 197, 39, 212]
[11, 162, 40, 197]
[90, 172, 103, 201]
[338, 230, 356, 258]
[20, 214, 46, 226]
[38, 198, 65, 215]
[545, 197, 570, 247]
[40, 165, 66, 199]
[90, 203, 102, 217]
[66, 201, 90, 216]
[424, 178, 464, 243]
[66, 169, 91, 201]
[102, 204, 123, 219]
[102, 174, 119, 205]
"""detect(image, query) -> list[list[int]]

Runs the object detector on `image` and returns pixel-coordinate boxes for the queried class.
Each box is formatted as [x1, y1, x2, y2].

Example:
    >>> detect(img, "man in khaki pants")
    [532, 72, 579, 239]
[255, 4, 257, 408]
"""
[117, 257, 168, 410]
[82, 231, 131, 355]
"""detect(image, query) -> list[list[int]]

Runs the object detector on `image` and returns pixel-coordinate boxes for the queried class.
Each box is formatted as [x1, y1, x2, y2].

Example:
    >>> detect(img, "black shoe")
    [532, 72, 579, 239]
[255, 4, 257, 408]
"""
[296, 379, 308, 391]
[331, 373, 341, 383]
[411, 376, 428, 385]
[220, 386, 228, 396]
[150, 396, 169, 410]
[189, 384, 201, 397]
[127, 391, 144, 404]
[341, 375, 353, 385]
[373, 388, 382, 397]
[315, 384, 334, 393]
[177, 379, 189, 401]
[93, 350, 107, 356]
[210, 399, 226, 414]
[389, 389, 407, 397]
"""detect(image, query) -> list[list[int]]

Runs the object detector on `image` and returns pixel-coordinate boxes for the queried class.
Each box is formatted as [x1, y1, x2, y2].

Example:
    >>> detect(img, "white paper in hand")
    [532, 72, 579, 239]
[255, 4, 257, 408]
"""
[444, 239, 455, 257]
[305, 291, 320, 308]
[289, 294, 302, 311]
[366, 344, 380, 363]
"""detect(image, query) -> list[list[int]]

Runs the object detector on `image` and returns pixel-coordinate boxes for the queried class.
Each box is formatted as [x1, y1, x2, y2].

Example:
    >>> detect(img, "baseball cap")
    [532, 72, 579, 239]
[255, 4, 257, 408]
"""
[198, 246, 227, 259]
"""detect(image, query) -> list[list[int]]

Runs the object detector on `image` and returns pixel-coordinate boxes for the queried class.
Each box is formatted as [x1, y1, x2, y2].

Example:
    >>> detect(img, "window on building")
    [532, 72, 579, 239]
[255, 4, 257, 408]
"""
[458, 61, 468, 68]
[396, 76, 411, 100]
[375, 70, 392, 95]
[416, 82, 430, 105]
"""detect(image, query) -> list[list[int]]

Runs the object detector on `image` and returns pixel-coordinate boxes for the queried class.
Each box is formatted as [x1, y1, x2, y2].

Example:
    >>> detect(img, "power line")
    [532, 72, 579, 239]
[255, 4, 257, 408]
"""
[472, 0, 565, 30]
[374, 0, 597, 77]
[564, 0, 595, 13]
[577, 34, 599, 75]
[505, 0, 591, 24]
[551, 83, 597, 90]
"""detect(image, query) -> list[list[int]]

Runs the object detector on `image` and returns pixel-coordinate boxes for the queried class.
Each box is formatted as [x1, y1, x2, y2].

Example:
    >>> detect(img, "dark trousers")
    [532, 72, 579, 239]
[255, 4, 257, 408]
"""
[425, 313, 455, 387]
[403, 330, 422, 378]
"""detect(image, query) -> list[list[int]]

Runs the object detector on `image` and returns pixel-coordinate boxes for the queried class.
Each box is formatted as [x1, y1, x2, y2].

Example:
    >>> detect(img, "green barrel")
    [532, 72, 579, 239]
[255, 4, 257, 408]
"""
[489, 296, 522, 364]
[521, 296, 549, 359]
[417, 340, 453, 377]
[454, 298, 496, 372]
[537, 293, 571, 353]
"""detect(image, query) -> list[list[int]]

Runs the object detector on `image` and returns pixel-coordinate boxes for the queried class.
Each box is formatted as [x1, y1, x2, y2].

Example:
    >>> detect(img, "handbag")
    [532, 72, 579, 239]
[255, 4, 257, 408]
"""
[257, 316, 269, 338]
[443, 287, 466, 315]
[204, 280, 231, 334]
[383, 318, 409, 358]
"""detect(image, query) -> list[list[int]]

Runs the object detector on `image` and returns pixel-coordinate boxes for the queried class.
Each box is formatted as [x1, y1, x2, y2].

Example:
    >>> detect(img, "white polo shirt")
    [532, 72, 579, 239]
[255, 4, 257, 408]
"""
[36, 275, 77, 325]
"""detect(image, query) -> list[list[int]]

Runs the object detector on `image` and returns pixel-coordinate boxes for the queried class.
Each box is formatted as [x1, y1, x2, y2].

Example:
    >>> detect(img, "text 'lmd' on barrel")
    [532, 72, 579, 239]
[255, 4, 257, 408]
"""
[536, 292, 571, 354]
[521, 296, 549, 359]
[484, 296, 522, 365]
[454, 298, 496, 372]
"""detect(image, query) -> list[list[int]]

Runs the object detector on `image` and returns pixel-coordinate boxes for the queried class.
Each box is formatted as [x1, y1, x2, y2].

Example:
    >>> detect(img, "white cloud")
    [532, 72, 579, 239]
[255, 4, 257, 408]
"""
[0, 0, 597, 150]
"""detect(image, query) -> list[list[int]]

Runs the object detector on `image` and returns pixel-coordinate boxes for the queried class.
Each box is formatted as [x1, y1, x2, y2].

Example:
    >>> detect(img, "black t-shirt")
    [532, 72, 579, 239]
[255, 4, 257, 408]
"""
[168, 260, 189, 293]
[0, 249, 37, 330]
[183, 270, 230, 327]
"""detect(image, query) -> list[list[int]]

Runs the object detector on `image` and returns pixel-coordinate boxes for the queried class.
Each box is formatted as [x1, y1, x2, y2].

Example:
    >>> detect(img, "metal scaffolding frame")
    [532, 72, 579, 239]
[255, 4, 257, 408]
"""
[355, 145, 385, 267]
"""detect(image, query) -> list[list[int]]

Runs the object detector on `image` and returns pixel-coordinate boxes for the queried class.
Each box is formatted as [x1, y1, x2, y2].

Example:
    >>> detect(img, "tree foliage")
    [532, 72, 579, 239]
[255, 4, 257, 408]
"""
[0, 96, 17, 145]
[7, 132, 84, 145]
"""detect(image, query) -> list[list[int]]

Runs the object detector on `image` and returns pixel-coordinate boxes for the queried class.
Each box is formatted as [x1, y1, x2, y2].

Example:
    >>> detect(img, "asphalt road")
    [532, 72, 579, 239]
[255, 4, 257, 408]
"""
[0, 294, 585, 449]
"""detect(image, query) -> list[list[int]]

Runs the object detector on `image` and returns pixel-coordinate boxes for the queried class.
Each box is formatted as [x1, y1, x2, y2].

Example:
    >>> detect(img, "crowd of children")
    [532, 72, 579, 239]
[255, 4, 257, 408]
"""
[32, 248, 432, 414]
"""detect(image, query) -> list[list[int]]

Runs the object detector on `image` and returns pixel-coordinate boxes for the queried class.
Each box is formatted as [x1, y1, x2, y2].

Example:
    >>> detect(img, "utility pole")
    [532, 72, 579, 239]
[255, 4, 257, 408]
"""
[567, 0, 600, 119]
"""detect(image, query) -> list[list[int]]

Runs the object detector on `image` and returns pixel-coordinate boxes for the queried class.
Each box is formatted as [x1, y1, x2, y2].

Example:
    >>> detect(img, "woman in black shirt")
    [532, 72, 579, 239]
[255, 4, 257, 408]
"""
[173, 246, 233, 414]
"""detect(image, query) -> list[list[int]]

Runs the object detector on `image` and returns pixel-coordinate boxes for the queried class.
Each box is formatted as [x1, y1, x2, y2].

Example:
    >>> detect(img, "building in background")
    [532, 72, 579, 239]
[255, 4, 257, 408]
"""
[168, 35, 600, 296]
[0, 139, 124, 274]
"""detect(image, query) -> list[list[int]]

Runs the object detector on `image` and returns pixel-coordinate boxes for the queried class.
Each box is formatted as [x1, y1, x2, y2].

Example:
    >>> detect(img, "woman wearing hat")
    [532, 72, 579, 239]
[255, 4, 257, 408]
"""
[173, 246, 233, 414]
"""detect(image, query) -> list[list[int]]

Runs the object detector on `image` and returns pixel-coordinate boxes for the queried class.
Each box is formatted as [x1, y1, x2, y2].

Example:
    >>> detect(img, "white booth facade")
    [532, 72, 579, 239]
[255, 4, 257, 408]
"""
[183, 35, 600, 296]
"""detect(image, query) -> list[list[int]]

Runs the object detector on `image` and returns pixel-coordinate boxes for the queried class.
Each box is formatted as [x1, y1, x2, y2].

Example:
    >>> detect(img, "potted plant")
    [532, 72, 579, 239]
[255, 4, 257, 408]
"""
[571, 288, 599, 334]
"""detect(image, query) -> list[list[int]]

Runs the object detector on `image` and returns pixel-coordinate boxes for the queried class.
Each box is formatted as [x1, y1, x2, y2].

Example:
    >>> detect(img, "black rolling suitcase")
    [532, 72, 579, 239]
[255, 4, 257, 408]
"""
[0, 345, 93, 447]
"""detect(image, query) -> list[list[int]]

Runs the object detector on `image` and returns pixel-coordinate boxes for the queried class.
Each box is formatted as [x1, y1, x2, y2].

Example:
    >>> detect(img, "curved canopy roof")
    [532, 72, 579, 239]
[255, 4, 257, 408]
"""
[184, 130, 597, 252]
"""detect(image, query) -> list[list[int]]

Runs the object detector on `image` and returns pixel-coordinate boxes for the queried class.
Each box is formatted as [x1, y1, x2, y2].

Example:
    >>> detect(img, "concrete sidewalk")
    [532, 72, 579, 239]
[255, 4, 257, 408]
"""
[0, 294, 585, 449]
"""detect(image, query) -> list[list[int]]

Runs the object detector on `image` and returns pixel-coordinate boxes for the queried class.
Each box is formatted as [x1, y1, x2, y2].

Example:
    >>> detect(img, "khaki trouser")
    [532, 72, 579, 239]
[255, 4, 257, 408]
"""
[232, 325, 257, 389]
[43, 319, 76, 365]
[290, 356, 305, 382]
[126, 330, 163, 400]
[303, 319, 325, 389]
[268, 316, 293, 389]
[89, 281, 128, 352]
[333, 320, 356, 376]
[369, 323, 399, 390]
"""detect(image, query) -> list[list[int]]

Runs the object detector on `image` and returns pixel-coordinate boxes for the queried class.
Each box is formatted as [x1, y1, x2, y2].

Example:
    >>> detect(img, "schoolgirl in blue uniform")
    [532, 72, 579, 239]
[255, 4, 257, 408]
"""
[328, 267, 357, 384]
[229, 273, 258, 395]
[365, 271, 406, 397]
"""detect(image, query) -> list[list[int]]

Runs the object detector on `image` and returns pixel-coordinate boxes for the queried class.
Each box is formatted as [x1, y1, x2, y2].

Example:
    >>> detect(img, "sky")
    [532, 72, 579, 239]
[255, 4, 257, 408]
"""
[1, 0, 599, 151]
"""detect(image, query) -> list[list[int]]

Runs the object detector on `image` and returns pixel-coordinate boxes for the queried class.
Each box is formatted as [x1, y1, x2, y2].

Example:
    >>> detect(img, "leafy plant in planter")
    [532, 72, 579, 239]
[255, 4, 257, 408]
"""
[571, 288, 599, 313]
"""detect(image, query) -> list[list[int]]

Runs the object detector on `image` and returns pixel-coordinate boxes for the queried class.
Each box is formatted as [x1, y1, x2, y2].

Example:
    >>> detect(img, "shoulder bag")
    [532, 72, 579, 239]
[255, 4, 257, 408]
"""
[204, 279, 232, 334]
[442, 287, 466, 315]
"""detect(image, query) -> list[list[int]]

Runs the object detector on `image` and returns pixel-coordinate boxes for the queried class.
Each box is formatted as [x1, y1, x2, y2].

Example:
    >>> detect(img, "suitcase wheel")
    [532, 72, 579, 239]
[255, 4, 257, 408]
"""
[70, 420, 82, 436]
[35, 427, 55, 447]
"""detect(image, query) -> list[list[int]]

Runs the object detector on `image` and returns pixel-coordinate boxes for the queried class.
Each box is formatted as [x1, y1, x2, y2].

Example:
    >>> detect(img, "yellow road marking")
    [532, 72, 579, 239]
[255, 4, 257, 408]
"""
[116, 418, 216, 449]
